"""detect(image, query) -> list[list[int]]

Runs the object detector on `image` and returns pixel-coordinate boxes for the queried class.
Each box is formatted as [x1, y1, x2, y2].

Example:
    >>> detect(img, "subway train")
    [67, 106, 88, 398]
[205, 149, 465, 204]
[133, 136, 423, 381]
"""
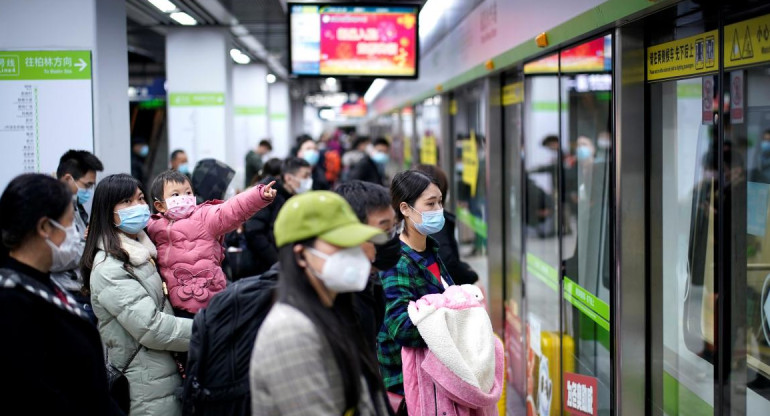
[364, 1, 770, 415]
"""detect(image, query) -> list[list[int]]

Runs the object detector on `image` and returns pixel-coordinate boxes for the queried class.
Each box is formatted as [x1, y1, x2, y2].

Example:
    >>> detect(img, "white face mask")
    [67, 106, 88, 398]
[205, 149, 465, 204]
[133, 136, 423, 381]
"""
[46, 219, 80, 271]
[306, 246, 371, 293]
[296, 177, 313, 194]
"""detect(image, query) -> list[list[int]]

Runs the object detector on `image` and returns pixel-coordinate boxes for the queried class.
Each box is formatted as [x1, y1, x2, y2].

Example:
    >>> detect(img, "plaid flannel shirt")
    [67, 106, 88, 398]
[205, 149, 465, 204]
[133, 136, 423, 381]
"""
[376, 237, 454, 394]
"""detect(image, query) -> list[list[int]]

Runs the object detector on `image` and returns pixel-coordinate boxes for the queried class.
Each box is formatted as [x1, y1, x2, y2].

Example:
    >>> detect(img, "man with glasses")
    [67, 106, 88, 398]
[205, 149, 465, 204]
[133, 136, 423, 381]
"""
[54, 149, 104, 322]
[334, 180, 401, 352]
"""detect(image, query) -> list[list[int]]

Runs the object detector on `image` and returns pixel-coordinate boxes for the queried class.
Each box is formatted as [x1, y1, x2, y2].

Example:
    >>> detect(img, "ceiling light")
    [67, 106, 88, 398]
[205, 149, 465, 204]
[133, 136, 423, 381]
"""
[266, 73, 277, 84]
[325, 77, 337, 87]
[419, 0, 453, 38]
[147, 0, 177, 13]
[230, 49, 251, 64]
[319, 108, 336, 121]
[170, 12, 197, 26]
[364, 78, 388, 104]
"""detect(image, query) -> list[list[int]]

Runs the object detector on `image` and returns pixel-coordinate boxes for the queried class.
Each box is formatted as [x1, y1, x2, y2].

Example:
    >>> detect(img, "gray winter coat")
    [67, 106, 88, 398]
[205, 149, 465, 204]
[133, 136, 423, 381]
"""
[90, 231, 192, 416]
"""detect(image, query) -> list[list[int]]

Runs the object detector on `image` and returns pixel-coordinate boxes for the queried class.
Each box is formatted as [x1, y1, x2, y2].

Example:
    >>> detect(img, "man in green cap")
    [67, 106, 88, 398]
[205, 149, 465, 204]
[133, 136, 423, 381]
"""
[250, 191, 392, 416]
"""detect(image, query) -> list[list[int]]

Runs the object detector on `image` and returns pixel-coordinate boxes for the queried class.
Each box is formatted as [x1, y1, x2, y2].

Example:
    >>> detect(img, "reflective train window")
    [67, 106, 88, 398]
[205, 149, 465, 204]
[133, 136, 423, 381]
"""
[559, 35, 613, 416]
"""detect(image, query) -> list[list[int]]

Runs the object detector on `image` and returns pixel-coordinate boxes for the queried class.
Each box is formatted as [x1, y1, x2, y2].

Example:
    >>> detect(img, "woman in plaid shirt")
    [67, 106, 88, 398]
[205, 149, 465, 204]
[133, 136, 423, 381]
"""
[377, 170, 455, 413]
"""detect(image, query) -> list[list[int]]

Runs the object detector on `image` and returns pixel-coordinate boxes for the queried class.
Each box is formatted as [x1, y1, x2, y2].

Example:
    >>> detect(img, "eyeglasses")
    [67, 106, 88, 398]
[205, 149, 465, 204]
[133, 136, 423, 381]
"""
[385, 223, 401, 239]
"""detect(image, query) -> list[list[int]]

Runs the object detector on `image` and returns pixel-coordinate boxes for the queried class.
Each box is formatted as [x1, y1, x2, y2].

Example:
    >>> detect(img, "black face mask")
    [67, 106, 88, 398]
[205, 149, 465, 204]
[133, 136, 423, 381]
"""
[372, 235, 402, 271]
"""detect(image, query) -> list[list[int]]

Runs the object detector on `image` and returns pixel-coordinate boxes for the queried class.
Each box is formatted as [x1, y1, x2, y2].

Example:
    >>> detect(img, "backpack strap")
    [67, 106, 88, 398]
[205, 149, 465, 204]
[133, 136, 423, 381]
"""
[0, 267, 88, 321]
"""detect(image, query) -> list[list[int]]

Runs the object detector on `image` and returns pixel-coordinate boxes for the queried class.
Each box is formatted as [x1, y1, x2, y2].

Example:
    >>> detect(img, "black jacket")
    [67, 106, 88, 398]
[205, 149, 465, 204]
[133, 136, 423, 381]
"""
[0, 258, 121, 415]
[353, 275, 386, 354]
[243, 177, 293, 274]
[348, 155, 384, 185]
[433, 211, 479, 285]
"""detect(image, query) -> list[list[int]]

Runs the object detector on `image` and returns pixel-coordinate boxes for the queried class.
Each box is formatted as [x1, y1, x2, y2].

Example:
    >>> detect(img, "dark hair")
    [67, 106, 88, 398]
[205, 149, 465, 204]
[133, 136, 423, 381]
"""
[294, 134, 314, 156]
[541, 135, 559, 147]
[373, 137, 390, 148]
[277, 242, 386, 415]
[150, 170, 192, 211]
[352, 136, 371, 150]
[258, 139, 273, 150]
[81, 174, 147, 294]
[170, 149, 186, 162]
[0, 174, 71, 259]
[414, 164, 448, 205]
[281, 157, 311, 178]
[390, 170, 438, 223]
[56, 150, 104, 180]
[253, 157, 283, 185]
[334, 180, 391, 223]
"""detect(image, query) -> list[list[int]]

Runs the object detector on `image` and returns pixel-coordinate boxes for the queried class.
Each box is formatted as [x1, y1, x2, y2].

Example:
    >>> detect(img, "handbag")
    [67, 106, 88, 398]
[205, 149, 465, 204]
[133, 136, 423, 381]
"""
[106, 345, 142, 414]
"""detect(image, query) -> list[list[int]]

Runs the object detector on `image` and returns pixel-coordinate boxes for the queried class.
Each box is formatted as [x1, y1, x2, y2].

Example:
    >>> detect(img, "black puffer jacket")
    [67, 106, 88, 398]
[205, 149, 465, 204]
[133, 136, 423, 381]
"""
[242, 177, 293, 274]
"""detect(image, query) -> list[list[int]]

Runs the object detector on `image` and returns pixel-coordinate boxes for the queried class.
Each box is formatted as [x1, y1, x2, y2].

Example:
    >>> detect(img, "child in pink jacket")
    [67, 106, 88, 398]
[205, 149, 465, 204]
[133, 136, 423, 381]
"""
[147, 170, 276, 317]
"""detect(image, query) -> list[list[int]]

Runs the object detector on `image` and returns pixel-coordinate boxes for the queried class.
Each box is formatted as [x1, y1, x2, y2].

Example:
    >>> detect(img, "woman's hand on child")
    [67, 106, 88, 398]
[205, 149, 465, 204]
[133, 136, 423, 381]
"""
[262, 181, 277, 201]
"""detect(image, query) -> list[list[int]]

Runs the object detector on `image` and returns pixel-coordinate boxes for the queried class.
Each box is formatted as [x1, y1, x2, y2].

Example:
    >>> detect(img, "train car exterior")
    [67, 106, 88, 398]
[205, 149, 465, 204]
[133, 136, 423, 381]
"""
[368, 1, 770, 415]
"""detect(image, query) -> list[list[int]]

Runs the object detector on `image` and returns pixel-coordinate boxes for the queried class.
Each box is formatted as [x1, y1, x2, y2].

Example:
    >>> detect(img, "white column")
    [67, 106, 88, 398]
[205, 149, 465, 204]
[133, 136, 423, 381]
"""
[0, 0, 130, 184]
[232, 64, 268, 188]
[268, 81, 291, 157]
[166, 28, 234, 170]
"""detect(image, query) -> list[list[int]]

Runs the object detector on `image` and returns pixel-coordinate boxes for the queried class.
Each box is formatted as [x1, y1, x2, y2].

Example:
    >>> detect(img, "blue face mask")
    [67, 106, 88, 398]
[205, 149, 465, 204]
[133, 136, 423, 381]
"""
[576, 146, 593, 161]
[761, 141, 770, 153]
[115, 204, 150, 234]
[76, 187, 93, 205]
[302, 149, 320, 166]
[178, 163, 190, 174]
[409, 206, 445, 235]
[371, 151, 389, 165]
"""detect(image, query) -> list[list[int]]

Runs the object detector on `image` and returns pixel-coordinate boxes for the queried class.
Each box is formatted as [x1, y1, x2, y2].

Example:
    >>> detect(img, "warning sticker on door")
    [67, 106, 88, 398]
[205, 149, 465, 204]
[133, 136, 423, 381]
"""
[647, 30, 718, 81]
[725, 13, 770, 68]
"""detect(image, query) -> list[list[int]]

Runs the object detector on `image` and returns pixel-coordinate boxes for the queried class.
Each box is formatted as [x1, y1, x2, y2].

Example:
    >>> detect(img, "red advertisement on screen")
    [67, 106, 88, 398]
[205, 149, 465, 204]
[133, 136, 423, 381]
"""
[319, 10, 416, 76]
[563, 372, 598, 416]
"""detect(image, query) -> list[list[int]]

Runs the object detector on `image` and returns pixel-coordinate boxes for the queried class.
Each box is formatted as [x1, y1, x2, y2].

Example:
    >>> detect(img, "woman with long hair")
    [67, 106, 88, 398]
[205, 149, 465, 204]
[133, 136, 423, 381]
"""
[0, 174, 118, 415]
[249, 191, 391, 416]
[82, 174, 192, 416]
[377, 170, 455, 412]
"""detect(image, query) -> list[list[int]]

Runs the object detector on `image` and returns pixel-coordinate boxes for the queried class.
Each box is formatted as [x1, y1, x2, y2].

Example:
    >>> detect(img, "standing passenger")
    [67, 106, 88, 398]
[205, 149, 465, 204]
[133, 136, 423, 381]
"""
[245, 139, 273, 188]
[170, 149, 190, 177]
[82, 174, 192, 416]
[249, 191, 391, 416]
[0, 174, 118, 415]
[378, 170, 454, 412]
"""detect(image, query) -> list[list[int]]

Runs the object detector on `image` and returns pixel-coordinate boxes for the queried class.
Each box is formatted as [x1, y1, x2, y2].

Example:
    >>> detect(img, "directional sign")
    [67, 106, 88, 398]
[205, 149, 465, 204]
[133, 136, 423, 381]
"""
[0, 50, 93, 189]
[725, 13, 770, 68]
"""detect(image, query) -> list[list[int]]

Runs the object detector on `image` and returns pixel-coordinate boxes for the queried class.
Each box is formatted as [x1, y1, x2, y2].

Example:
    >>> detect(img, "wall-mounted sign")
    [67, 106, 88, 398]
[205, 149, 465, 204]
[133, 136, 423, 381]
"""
[730, 70, 744, 123]
[647, 30, 718, 81]
[724, 14, 770, 68]
[0, 50, 93, 189]
[502, 82, 524, 106]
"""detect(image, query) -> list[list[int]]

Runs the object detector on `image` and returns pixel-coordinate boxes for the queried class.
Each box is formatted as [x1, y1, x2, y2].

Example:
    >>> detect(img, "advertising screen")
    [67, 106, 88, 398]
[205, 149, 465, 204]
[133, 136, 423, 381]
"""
[289, 3, 419, 78]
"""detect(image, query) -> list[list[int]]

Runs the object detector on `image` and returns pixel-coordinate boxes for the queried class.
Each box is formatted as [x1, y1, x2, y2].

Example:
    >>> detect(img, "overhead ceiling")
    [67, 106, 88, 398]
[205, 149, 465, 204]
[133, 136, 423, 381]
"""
[126, 0, 482, 98]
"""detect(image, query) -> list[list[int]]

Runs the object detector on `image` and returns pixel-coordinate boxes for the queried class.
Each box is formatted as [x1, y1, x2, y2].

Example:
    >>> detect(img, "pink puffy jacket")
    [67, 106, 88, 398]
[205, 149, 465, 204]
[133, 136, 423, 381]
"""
[147, 184, 271, 313]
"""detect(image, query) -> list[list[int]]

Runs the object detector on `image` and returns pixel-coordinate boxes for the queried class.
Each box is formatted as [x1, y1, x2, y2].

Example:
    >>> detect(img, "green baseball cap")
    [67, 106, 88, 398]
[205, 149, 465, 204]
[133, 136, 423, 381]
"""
[274, 191, 387, 247]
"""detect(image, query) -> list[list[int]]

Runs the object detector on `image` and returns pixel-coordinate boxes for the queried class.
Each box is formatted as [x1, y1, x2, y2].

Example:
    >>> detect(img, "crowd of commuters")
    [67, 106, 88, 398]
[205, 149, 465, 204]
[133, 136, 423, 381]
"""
[0, 131, 502, 416]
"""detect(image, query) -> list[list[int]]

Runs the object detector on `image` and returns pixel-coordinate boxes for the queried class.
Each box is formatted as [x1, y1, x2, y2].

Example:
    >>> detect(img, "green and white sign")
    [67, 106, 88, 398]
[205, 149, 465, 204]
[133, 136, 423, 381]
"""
[0, 50, 93, 189]
[169, 92, 225, 107]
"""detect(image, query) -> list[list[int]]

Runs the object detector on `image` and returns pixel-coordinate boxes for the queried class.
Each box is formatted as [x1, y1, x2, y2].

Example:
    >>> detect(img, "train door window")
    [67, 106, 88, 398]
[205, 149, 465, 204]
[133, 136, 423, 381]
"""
[559, 34, 613, 416]
[502, 70, 526, 413]
[650, 74, 718, 414]
[451, 81, 489, 289]
[523, 52, 562, 416]
[724, 12, 770, 411]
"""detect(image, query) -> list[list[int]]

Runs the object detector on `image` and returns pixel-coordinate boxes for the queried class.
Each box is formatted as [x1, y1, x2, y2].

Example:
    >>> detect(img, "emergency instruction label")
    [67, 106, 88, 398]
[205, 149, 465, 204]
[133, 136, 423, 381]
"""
[725, 13, 770, 68]
[647, 30, 719, 81]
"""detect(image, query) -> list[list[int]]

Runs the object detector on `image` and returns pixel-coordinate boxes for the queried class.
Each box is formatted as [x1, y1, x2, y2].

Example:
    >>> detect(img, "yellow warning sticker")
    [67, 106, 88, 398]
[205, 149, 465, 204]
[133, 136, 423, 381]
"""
[420, 135, 437, 165]
[725, 14, 770, 68]
[502, 82, 524, 106]
[461, 130, 479, 197]
[647, 30, 718, 81]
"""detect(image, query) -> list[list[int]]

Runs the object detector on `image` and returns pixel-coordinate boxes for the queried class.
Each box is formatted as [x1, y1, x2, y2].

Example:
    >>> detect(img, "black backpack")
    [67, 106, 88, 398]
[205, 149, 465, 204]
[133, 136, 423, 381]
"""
[181, 265, 278, 416]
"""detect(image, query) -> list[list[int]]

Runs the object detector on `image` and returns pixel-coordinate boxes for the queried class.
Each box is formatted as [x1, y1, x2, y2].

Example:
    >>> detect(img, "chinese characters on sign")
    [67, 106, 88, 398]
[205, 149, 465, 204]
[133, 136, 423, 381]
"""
[563, 372, 599, 416]
[647, 30, 718, 81]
